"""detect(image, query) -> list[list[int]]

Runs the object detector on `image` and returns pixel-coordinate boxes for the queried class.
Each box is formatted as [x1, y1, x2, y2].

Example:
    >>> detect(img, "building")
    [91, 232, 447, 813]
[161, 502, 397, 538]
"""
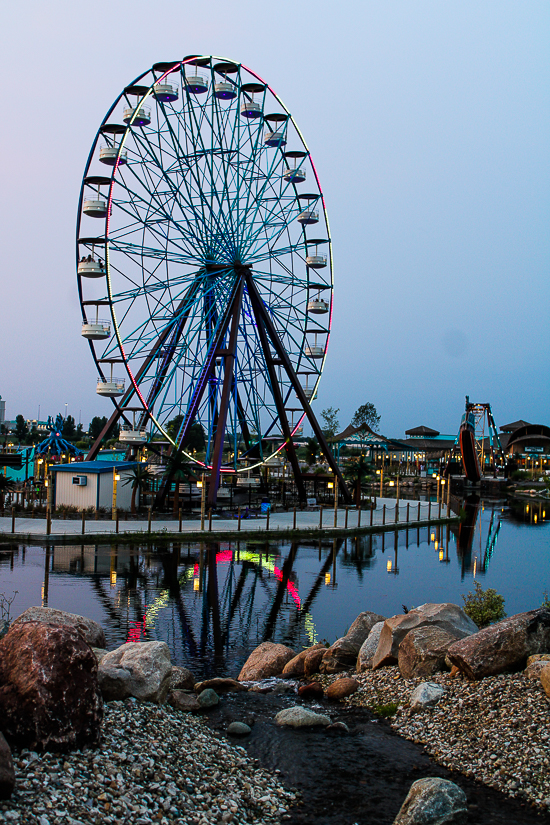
[51, 461, 139, 511]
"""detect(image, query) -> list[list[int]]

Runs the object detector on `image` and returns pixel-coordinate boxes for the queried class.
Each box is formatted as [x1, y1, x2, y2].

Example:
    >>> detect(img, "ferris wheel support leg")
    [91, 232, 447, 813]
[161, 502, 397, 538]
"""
[207, 281, 244, 509]
[247, 283, 308, 504]
[245, 272, 352, 506]
[262, 543, 299, 640]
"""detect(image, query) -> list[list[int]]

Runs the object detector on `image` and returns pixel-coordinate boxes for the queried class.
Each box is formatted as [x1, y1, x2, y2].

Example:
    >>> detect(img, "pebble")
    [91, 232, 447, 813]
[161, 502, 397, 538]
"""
[2, 700, 296, 824]
[316, 667, 550, 813]
[227, 722, 252, 737]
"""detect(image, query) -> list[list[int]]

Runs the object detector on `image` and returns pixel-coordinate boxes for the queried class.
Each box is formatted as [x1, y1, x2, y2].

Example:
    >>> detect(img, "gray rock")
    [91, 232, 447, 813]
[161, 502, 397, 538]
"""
[392, 777, 467, 824]
[238, 642, 296, 681]
[92, 648, 107, 664]
[198, 688, 219, 708]
[447, 608, 550, 680]
[169, 690, 200, 712]
[410, 682, 445, 712]
[98, 641, 172, 703]
[227, 721, 252, 736]
[321, 611, 386, 674]
[13, 606, 106, 648]
[170, 666, 196, 691]
[357, 621, 385, 672]
[275, 706, 331, 728]
[373, 604, 478, 670]
[0, 731, 14, 799]
[326, 721, 349, 733]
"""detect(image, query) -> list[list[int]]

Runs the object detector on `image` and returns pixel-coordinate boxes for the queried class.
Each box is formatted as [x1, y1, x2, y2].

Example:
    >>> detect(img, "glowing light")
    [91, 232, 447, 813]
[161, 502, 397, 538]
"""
[193, 579, 200, 591]
[114, 473, 120, 481]
[534, 514, 538, 523]
[434, 541, 439, 551]
[325, 572, 331, 585]
[327, 482, 334, 489]
[430, 532, 435, 541]
[110, 570, 117, 587]
[386, 560, 392, 572]
[439, 550, 444, 561]
[196, 481, 203, 488]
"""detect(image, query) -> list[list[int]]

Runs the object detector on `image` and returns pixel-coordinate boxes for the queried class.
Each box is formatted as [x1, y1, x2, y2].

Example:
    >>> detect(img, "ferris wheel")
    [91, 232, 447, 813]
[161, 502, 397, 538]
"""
[77, 55, 350, 506]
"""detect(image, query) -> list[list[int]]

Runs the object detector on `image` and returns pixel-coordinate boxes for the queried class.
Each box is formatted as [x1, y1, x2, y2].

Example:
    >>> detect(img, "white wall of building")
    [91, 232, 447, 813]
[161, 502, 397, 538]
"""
[54, 468, 135, 511]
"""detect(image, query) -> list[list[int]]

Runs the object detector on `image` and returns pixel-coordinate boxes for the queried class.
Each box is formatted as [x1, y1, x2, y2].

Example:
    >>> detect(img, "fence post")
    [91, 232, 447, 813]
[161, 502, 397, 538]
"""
[406, 502, 410, 524]
[418, 501, 421, 522]
[395, 502, 399, 524]
[382, 504, 386, 526]
[358, 505, 362, 527]
[46, 507, 51, 536]
[319, 506, 323, 529]
[428, 500, 432, 521]
[293, 507, 297, 530]
[438, 499, 442, 519]
[178, 507, 182, 532]
[82, 510, 86, 536]
[370, 505, 373, 526]
[237, 506, 242, 532]
[344, 507, 349, 529]
[266, 508, 270, 530]
[208, 508, 212, 532]
[11, 508, 15, 534]
[148, 507, 152, 533]
[115, 508, 119, 534]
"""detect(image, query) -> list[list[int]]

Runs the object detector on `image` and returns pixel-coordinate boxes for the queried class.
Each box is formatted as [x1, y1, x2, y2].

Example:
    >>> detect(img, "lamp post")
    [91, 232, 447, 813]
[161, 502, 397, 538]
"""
[112, 468, 120, 520]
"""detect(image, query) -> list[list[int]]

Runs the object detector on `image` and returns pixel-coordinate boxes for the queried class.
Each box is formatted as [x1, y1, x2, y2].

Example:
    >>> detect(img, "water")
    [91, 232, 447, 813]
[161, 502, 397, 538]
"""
[0, 497, 548, 678]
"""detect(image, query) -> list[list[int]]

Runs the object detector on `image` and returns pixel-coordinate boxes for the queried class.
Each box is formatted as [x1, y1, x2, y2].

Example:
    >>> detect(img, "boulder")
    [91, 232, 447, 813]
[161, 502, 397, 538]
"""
[321, 612, 386, 674]
[410, 682, 445, 713]
[238, 642, 296, 681]
[275, 706, 331, 728]
[0, 732, 14, 799]
[373, 604, 478, 670]
[282, 643, 326, 677]
[92, 648, 107, 664]
[98, 641, 172, 703]
[304, 647, 327, 678]
[13, 607, 106, 649]
[227, 722, 251, 736]
[298, 682, 324, 701]
[398, 626, 461, 679]
[0, 621, 102, 751]
[393, 777, 467, 825]
[170, 666, 195, 691]
[197, 689, 219, 708]
[169, 691, 200, 712]
[447, 608, 550, 680]
[524, 654, 550, 679]
[356, 621, 385, 672]
[194, 678, 246, 694]
[541, 664, 550, 698]
[325, 677, 359, 701]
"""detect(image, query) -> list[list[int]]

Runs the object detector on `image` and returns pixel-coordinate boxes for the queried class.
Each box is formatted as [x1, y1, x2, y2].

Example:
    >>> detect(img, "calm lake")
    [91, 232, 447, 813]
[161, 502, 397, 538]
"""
[0, 496, 547, 678]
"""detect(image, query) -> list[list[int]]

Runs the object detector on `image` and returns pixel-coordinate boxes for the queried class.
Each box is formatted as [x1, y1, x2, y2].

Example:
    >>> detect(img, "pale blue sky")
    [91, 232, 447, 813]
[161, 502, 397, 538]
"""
[0, 1, 548, 436]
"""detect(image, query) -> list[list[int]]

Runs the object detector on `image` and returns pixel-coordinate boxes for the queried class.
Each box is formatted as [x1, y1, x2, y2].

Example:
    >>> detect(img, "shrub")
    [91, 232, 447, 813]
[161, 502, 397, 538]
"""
[462, 582, 506, 628]
[372, 702, 398, 718]
[542, 591, 550, 610]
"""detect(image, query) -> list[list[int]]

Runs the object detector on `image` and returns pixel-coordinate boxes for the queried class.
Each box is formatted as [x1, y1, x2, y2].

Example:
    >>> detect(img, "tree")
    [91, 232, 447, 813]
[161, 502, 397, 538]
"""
[62, 415, 76, 440]
[89, 416, 107, 441]
[14, 415, 28, 443]
[352, 403, 381, 432]
[166, 416, 205, 452]
[0, 476, 16, 511]
[122, 465, 154, 514]
[344, 454, 374, 506]
[304, 437, 319, 467]
[321, 407, 340, 439]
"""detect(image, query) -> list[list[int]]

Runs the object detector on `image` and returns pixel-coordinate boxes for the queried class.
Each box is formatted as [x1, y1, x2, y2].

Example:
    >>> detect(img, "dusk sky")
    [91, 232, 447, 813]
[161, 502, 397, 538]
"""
[1, 1, 548, 437]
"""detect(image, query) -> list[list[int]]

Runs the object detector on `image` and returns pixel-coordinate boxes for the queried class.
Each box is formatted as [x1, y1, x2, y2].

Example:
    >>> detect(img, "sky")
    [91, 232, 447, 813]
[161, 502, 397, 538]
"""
[0, 0, 548, 437]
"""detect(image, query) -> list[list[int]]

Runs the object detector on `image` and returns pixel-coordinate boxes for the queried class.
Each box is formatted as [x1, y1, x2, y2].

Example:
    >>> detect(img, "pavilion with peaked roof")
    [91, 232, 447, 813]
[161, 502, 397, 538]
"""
[405, 425, 440, 437]
[328, 422, 413, 463]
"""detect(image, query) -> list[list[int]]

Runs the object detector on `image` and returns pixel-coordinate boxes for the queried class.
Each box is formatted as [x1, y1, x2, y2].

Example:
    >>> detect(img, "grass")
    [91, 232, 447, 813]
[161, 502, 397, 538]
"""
[371, 701, 399, 718]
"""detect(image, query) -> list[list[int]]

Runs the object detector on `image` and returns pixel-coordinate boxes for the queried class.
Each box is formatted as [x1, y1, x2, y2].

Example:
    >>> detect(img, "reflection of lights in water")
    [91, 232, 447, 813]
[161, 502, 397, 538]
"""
[534, 514, 538, 523]
[304, 612, 318, 645]
[473, 558, 477, 577]
[110, 570, 117, 587]
[526, 505, 529, 514]
[145, 591, 170, 629]
[544, 511, 546, 519]
[325, 572, 331, 585]
[41, 585, 45, 606]
[439, 550, 444, 561]
[193, 578, 199, 591]
[430, 533, 435, 541]
[386, 560, 392, 572]
[434, 541, 439, 551]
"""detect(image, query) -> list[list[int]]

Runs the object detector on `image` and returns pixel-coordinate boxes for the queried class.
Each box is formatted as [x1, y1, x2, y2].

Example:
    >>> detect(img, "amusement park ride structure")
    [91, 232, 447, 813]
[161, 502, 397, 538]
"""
[76, 55, 351, 508]
[457, 397, 506, 483]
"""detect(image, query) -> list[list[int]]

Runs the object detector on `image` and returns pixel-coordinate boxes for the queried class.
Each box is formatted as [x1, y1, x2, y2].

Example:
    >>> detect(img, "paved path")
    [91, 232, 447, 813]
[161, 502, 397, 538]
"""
[0, 498, 453, 542]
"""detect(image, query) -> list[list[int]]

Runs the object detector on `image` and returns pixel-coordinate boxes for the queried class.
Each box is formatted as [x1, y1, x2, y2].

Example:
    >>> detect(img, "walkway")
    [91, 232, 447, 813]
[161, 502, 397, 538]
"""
[0, 498, 455, 543]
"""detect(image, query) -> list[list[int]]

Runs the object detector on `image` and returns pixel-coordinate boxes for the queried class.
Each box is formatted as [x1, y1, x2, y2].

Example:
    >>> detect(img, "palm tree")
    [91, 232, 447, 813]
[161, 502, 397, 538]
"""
[163, 453, 198, 516]
[122, 465, 153, 514]
[344, 454, 374, 506]
[304, 438, 319, 468]
[0, 477, 16, 512]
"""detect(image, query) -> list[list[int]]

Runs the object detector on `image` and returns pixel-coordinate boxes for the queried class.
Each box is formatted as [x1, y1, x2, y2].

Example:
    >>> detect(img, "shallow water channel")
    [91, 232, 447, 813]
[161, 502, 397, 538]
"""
[0, 497, 548, 678]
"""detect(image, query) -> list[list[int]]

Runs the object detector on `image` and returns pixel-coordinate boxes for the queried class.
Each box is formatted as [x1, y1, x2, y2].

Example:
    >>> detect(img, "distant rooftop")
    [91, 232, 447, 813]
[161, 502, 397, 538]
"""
[500, 420, 530, 433]
[405, 425, 440, 437]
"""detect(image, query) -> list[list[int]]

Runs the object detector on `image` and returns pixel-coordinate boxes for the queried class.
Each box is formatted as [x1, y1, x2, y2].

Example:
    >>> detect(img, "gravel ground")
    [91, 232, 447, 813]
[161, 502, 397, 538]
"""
[2, 700, 296, 825]
[318, 666, 550, 815]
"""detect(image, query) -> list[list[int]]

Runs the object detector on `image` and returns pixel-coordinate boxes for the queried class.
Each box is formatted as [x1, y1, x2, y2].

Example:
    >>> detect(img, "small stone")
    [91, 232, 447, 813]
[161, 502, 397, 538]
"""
[227, 722, 251, 736]
[326, 721, 349, 733]
[325, 677, 359, 701]
[275, 706, 330, 727]
[197, 689, 219, 708]
[194, 678, 245, 694]
[168, 691, 200, 712]
[410, 682, 445, 712]
[298, 682, 324, 701]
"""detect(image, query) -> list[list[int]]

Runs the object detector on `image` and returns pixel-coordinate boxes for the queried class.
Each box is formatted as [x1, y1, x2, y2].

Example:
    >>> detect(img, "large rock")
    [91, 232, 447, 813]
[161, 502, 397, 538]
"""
[238, 642, 296, 681]
[325, 677, 359, 701]
[357, 622, 385, 672]
[524, 654, 550, 679]
[320, 612, 386, 674]
[275, 706, 330, 728]
[410, 682, 445, 712]
[0, 732, 14, 799]
[98, 641, 172, 703]
[540, 664, 550, 698]
[13, 607, 106, 649]
[393, 777, 467, 825]
[447, 608, 550, 680]
[0, 621, 102, 751]
[282, 644, 326, 677]
[304, 647, 327, 678]
[373, 604, 477, 670]
[398, 626, 461, 679]
[170, 666, 195, 691]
